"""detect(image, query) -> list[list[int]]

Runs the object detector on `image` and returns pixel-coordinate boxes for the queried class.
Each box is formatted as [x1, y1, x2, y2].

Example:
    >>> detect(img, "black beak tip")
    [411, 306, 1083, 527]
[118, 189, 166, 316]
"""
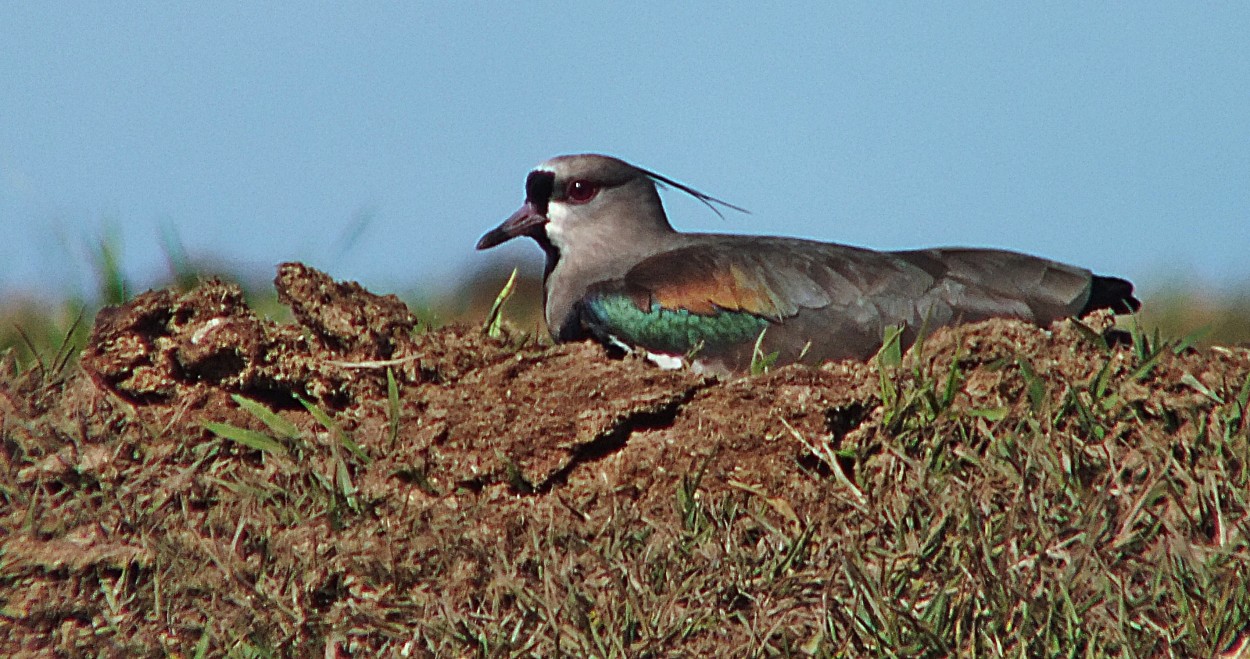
[475, 228, 506, 251]
[478, 201, 546, 251]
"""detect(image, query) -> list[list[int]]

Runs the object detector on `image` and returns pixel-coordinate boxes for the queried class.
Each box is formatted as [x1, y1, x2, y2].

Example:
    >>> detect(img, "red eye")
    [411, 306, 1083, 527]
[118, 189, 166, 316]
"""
[565, 179, 599, 203]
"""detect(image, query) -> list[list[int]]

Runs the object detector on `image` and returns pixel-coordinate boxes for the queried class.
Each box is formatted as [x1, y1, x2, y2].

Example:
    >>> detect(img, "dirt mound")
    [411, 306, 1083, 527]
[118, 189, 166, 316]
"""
[2, 264, 1248, 656]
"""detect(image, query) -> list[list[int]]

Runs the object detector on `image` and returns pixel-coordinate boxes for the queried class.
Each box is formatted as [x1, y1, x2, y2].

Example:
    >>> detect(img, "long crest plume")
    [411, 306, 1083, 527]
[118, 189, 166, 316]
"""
[636, 165, 750, 220]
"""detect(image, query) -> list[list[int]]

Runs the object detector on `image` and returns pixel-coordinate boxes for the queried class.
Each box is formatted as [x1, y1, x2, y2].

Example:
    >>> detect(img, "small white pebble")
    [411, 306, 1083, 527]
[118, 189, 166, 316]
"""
[190, 317, 226, 345]
[645, 352, 685, 370]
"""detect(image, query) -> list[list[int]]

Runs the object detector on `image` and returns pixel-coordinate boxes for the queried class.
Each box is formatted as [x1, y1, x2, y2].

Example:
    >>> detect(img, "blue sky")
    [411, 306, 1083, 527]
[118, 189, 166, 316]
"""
[3, 4, 1248, 302]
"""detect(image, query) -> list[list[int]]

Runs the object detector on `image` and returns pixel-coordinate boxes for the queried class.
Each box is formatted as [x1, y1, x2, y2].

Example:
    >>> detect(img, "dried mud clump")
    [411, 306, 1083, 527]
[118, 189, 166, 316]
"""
[3, 265, 1249, 656]
[78, 262, 519, 408]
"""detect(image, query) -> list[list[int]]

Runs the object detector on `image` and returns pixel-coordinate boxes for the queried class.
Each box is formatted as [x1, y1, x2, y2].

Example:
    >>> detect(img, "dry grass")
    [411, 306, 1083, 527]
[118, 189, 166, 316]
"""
[1, 268, 1248, 656]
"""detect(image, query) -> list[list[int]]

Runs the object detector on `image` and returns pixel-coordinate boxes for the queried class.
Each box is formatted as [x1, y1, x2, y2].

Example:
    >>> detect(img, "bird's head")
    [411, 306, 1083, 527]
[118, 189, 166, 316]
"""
[476, 154, 744, 254]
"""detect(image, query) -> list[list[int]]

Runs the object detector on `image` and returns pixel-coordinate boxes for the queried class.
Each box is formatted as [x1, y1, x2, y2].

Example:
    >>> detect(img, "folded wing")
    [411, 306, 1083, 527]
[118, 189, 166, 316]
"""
[577, 236, 1133, 371]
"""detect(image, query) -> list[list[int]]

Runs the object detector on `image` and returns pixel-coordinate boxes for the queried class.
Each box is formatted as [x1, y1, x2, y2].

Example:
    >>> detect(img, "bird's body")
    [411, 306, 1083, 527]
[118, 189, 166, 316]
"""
[477, 154, 1139, 374]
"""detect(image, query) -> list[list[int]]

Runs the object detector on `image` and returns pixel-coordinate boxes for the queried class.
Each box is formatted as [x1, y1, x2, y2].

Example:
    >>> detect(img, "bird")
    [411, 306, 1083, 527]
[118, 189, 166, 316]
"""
[476, 154, 1140, 374]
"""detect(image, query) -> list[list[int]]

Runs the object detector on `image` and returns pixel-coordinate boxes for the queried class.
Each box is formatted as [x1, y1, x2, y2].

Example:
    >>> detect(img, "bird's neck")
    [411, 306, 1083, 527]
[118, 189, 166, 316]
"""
[541, 221, 681, 338]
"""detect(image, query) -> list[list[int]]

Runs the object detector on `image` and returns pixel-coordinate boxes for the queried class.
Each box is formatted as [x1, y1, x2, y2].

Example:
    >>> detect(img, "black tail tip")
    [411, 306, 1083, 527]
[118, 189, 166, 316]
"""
[1082, 275, 1141, 315]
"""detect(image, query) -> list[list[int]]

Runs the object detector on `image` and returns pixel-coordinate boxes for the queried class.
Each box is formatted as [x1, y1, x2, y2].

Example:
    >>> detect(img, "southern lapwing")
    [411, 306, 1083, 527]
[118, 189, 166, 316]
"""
[477, 154, 1139, 374]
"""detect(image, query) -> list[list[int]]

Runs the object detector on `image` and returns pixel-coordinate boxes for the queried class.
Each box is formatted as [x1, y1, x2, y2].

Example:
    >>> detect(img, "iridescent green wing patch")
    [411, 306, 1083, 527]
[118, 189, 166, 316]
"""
[581, 293, 769, 355]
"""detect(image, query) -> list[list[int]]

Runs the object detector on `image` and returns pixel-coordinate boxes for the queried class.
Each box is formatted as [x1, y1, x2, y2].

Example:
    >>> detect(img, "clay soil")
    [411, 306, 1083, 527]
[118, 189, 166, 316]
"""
[2, 263, 1248, 656]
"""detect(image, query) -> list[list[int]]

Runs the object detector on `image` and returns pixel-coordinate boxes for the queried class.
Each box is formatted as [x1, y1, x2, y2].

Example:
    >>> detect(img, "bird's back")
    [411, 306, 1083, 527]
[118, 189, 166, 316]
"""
[576, 235, 1137, 372]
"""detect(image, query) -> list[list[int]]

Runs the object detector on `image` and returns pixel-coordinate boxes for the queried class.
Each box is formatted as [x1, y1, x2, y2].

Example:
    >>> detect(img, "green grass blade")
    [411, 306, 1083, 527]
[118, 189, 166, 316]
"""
[1016, 357, 1048, 413]
[1128, 347, 1166, 382]
[1069, 318, 1110, 353]
[159, 223, 200, 291]
[966, 406, 1009, 421]
[750, 326, 779, 376]
[91, 226, 130, 305]
[875, 325, 905, 420]
[1223, 371, 1250, 438]
[203, 422, 286, 455]
[877, 324, 904, 369]
[483, 267, 518, 338]
[1180, 373, 1223, 403]
[387, 367, 400, 448]
[50, 306, 87, 376]
[297, 394, 338, 433]
[940, 344, 964, 408]
[1171, 326, 1211, 355]
[192, 627, 211, 659]
[231, 394, 300, 440]
[297, 394, 370, 463]
[12, 325, 47, 379]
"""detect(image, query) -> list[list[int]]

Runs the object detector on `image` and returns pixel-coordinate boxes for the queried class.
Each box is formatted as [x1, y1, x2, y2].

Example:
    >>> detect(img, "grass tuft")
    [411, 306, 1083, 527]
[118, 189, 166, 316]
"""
[483, 267, 518, 338]
[749, 326, 779, 376]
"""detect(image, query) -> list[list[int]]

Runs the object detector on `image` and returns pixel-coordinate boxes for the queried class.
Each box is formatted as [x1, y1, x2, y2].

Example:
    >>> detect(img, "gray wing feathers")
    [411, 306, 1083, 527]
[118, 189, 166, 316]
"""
[668, 237, 1096, 365]
[621, 236, 1098, 367]
[902, 248, 1093, 322]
